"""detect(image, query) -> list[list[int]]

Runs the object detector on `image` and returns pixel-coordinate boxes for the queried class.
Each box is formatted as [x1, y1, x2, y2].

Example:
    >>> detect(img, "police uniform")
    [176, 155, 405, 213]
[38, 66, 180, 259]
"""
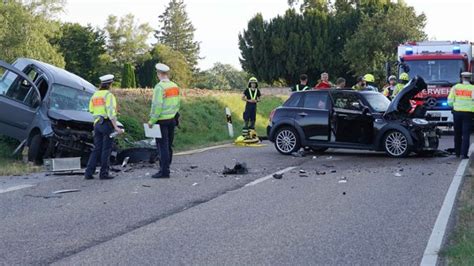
[383, 75, 397, 100]
[85, 74, 118, 180]
[243, 77, 261, 132]
[447, 72, 474, 159]
[292, 84, 310, 92]
[149, 63, 180, 179]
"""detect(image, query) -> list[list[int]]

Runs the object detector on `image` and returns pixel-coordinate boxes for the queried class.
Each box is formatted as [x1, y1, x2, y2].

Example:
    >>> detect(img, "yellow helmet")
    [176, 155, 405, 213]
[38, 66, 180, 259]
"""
[363, 74, 375, 83]
[399, 73, 410, 81]
[248, 77, 258, 88]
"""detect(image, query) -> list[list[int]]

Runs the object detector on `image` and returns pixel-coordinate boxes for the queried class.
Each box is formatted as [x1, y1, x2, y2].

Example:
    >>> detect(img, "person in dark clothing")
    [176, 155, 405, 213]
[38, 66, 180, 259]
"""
[292, 74, 310, 92]
[242, 77, 261, 138]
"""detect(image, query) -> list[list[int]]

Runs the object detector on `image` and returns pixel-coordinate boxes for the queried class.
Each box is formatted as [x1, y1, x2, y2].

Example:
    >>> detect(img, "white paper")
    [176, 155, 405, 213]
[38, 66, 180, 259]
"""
[144, 123, 162, 138]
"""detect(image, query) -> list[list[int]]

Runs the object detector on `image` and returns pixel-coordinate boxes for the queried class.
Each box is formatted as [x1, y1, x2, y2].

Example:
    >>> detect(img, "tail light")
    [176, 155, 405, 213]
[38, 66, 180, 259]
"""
[269, 109, 276, 122]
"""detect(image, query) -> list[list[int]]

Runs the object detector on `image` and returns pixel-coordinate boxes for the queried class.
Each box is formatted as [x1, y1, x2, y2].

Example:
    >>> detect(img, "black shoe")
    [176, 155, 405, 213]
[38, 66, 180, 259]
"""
[151, 172, 170, 179]
[84, 175, 94, 180]
[99, 175, 115, 180]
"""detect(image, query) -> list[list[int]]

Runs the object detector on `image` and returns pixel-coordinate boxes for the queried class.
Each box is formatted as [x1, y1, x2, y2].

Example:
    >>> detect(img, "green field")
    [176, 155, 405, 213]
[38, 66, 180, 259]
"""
[0, 89, 286, 176]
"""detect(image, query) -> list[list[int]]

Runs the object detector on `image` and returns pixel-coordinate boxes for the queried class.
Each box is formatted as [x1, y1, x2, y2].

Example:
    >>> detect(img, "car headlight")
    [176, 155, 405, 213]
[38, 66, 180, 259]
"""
[412, 118, 429, 125]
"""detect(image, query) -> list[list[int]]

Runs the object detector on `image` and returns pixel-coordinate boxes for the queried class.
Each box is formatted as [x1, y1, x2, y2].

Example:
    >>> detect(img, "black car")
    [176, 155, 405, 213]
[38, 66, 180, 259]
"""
[267, 76, 439, 158]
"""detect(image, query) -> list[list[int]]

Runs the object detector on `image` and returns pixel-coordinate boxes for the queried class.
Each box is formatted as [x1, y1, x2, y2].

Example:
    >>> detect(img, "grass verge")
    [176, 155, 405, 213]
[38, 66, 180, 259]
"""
[0, 136, 40, 176]
[441, 166, 474, 265]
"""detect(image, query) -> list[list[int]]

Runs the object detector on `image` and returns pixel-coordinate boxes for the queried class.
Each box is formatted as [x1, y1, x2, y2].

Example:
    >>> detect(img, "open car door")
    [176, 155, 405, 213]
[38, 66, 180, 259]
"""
[0, 61, 42, 141]
[329, 91, 374, 144]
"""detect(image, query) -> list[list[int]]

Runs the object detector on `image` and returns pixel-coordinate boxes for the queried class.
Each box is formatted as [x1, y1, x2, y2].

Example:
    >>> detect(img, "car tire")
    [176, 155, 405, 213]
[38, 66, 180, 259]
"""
[274, 127, 301, 155]
[383, 130, 410, 158]
[28, 134, 43, 165]
[310, 147, 328, 153]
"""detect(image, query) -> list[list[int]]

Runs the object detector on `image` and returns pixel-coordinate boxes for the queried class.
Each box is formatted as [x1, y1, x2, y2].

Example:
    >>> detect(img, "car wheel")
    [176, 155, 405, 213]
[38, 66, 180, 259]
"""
[28, 134, 43, 165]
[383, 130, 410, 158]
[310, 147, 328, 153]
[275, 127, 301, 155]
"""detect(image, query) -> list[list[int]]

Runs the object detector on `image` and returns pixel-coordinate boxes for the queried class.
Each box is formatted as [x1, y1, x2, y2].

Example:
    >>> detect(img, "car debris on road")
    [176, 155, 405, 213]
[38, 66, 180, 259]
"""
[223, 162, 248, 175]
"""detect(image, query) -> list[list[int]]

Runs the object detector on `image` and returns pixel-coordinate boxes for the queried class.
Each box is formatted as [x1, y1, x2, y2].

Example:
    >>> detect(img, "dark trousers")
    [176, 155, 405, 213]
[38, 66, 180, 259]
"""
[156, 119, 176, 176]
[85, 121, 114, 177]
[243, 104, 257, 129]
[453, 111, 472, 157]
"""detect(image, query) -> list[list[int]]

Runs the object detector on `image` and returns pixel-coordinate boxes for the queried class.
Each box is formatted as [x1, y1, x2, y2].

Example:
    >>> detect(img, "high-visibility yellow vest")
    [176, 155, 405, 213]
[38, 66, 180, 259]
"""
[88, 90, 117, 124]
[296, 85, 309, 92]
[149, 80, 180, 124]
[393, 83, 405, 96]
[447, 83, 474, 112]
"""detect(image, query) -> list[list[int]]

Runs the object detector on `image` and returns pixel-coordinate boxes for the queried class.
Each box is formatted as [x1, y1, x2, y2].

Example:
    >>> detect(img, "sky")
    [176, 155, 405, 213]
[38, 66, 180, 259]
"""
[59, 0, 474, 70]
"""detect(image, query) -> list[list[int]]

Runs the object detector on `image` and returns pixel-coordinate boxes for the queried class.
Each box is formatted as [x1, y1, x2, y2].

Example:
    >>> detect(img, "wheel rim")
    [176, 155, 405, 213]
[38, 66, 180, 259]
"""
[276, 130, 297, 153]
[385, 131, 408, 156]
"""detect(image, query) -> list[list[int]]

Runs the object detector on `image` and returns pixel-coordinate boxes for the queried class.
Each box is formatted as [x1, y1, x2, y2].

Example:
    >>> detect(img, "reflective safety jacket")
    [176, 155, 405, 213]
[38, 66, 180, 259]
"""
[295, 84, 309, 92]
[89, 90, 117, 124]
[149, 80, 180, 124]
[448, 83, 474, 112]
[393, 83, 405, 97]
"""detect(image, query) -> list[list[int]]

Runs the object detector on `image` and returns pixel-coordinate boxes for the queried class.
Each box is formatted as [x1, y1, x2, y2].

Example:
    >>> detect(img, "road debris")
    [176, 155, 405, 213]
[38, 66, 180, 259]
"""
[192, 182, 199, 186]
[338, 177, 347, 183]
[326, 156, 333, 159]
[142, 184, 151, 188]
[223, 162, 248, 175]
[316, 171, 326, 175]
[394, 173, 402, 177]
[299, 169, 307, 174]
[190, 165, 199, 169]
[291, 150, 306, 157]
[312, 156, 318, 159]
[330, 170, 337, 173]
[122, 157, 130, 167]
[53, 189, 80, 194]
[343, 192, 346, 195]
[273, 173, 283, 179]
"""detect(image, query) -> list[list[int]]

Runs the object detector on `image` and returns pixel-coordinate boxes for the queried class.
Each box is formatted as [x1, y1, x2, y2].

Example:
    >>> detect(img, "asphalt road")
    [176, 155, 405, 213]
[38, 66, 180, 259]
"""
[0, 136, 461, 265]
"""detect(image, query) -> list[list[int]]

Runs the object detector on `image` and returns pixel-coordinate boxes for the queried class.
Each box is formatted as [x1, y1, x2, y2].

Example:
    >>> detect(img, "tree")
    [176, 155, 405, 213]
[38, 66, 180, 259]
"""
[121, 63, 137, 88]
[156, 0, 200, 70]
[194, 63, 248, 90]
[56, 23, 106, 83]
[342, 3, 426, 85]
[0, 0, 65, 67]
[104, 14, 153, 67]
[136, 44, 192, 88]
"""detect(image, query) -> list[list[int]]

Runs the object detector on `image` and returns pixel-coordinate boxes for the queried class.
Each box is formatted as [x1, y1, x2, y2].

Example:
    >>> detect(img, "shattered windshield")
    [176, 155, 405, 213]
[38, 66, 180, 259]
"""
[403, 59, 465, 84]
[49, 84, 92, 112]
[362, 93, 391, 113]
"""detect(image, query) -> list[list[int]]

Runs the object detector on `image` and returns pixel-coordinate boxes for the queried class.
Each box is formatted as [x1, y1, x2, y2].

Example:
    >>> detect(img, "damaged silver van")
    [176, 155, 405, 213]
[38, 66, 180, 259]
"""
[0, 58, 111, 165]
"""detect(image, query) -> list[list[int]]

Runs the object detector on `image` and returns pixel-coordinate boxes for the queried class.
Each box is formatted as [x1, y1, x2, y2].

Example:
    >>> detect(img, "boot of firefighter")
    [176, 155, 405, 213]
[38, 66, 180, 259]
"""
[249, 129, 258, 140]
[242, 128, 249, 139]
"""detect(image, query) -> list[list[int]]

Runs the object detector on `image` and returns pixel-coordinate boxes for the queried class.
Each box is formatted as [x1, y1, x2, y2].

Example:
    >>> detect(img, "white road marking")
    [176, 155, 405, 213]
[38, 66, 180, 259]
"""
[175, 144, 233, 156]
[420, 144, 473, 266]
[245, 167, 296, 187]
[0, 184, 34, 194]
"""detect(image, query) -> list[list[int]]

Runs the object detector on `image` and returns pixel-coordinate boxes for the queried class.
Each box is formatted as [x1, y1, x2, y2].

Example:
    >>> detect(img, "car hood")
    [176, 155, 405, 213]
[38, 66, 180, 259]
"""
[48, 109, 94, 124]
[384, 76, 427, 116]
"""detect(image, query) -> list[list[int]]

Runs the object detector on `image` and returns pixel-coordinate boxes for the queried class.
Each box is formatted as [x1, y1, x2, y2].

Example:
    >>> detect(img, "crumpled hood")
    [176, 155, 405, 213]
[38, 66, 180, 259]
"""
[384, 76, 427, 116]
[48, 109, 94, 124]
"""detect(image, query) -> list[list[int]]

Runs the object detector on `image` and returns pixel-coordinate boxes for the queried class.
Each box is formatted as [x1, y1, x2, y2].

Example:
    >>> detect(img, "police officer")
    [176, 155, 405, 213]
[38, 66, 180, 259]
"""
[85, 74, 123, 180]
[292, 74, 310, 92]
[242, 77, 261, 138]
[148, 63, 180, 179]
[448, 72, 474, 159]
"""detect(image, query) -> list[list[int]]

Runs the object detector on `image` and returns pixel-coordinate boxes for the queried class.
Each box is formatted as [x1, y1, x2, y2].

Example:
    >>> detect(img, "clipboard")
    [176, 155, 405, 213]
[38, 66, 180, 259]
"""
[144, 123, 162, 138]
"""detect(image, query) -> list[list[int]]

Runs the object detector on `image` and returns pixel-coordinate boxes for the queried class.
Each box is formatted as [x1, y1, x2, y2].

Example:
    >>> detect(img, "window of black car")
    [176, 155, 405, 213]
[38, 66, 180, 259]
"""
[331, 92, 363, 111]
[303, 92, 329, 110]
[362, 93, 390, 113]
[283, 94, 302, 107]
[49, 84, 92, 112]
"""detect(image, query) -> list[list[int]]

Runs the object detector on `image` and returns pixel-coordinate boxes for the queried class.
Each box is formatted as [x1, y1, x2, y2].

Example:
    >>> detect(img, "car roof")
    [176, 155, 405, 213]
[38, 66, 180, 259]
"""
[294, 89, 379, 95]
[14, 58, 96, 94]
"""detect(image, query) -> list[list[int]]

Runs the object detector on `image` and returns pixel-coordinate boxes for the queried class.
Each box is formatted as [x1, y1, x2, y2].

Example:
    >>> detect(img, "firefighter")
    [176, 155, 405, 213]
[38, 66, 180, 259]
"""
[363, 74, 378, 92]
[84, 74, 123, 180]
[383, 75, 398, 100]
[148, 63, 181, 179]
[315, 72, 332, 89]
[352, 76, 366, 91]
[292, 74, 310, 92]
[242, 77, 261, 139]
[448, 72, 474, 159]
[393, 72, 410, 96]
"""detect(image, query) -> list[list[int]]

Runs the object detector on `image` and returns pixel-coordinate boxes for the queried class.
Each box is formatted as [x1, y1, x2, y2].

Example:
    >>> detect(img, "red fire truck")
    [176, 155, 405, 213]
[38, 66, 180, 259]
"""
[392, 41, 473, 126]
